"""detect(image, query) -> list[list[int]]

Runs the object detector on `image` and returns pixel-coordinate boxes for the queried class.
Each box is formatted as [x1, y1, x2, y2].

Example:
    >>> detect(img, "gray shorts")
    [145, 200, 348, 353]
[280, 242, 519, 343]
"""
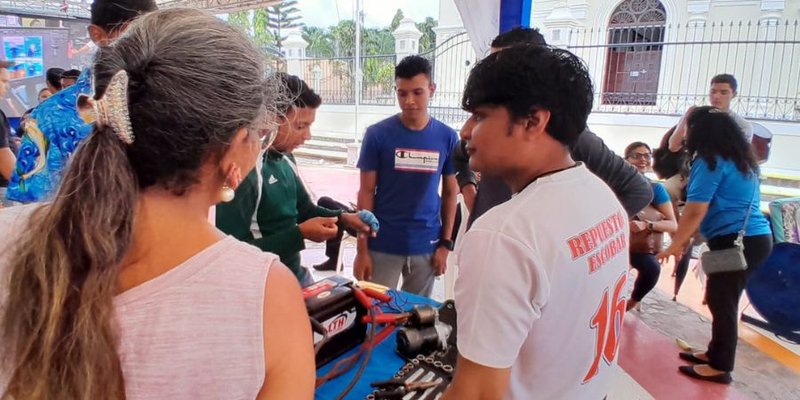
[369, 250, 436, 297]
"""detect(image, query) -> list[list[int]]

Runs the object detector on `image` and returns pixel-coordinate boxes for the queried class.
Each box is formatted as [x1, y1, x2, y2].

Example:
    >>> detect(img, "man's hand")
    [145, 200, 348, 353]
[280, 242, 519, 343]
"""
[298, 216, 338, 242]
[339, 212, 376, 237]
[431, 246, 449, 276]
[669, 106, 697, 152]
[354, 251, 373, 281]
[630, 220, 648, 233]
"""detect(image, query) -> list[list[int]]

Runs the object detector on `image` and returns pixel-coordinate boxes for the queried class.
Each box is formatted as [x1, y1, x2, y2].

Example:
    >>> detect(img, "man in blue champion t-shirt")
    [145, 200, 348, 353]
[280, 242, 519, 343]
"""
[354, 55, 459, 296]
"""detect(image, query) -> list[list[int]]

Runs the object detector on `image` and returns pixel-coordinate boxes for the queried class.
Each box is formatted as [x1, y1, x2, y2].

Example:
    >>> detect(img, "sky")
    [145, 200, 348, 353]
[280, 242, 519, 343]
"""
[296, 0, 439, 29]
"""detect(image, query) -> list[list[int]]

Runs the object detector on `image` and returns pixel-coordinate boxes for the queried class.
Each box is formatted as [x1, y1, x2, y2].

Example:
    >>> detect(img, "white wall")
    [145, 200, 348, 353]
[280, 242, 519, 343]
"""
[313, 104, 398, 142]
[537, 0, 800, 119]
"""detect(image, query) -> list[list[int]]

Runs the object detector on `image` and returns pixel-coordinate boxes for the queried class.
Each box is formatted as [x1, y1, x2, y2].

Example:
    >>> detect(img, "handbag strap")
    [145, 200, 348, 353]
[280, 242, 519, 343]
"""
[737, 176, 758, 243]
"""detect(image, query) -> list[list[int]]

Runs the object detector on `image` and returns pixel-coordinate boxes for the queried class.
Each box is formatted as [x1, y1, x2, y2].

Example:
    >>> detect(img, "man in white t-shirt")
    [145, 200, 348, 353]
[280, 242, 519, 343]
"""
[441, 45, 630, 400]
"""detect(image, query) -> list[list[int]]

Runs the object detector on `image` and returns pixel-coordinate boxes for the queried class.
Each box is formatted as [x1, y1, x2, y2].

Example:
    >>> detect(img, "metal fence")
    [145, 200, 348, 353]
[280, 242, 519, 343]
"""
[422, 32, 476, 116]
[360, 54, 396, 105]
[288, 20, 799, 122]
[296, 55, 396, 105]
[297, 57, 355, 104]
[292, 31, 476, 115]
[566, 19, 800, 121]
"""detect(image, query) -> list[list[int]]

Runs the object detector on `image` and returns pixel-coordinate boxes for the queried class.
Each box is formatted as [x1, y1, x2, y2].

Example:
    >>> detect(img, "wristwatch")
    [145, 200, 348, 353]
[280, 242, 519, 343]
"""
[647, 222, 655, 231]
[437, 239, 455, 251]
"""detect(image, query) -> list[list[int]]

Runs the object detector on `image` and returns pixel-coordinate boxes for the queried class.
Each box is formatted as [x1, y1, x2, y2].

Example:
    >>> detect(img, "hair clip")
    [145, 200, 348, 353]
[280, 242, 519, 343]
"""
[708, 107, 725, 114]
[93, 70, 135, 145]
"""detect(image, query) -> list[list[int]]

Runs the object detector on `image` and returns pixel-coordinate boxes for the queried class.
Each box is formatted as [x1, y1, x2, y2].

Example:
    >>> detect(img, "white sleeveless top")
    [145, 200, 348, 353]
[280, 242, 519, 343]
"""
[0, 205, 276, 399]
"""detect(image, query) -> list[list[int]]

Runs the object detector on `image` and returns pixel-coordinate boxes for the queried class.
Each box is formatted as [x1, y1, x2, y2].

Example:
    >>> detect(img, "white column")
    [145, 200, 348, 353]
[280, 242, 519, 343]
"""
[393, 17, 423, 63]
[283, 30, 308, 79]
[543, 3, 580, 48]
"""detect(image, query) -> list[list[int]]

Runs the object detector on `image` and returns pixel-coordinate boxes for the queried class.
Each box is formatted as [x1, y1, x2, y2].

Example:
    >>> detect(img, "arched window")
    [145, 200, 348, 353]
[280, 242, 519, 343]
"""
[602, 0, 666, 105]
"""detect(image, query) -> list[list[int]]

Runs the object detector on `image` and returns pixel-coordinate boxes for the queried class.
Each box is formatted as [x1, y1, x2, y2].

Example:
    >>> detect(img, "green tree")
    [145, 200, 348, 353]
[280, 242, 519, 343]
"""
[227, 11, 251, 36]
[362, 57, 395, 91]
[416, 17, 438, 53]
[253, 8, 277, 53]
[302, 26, 334, 58]
[329, 20, 356, 57]
[267, 0, 304, 55]
[362, 28, 394, 55]
[390, 9, 404, 31]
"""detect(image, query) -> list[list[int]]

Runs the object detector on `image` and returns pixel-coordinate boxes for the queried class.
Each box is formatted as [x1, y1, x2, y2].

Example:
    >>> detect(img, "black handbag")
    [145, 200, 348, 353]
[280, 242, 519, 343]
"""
[700, 188, 756, 274]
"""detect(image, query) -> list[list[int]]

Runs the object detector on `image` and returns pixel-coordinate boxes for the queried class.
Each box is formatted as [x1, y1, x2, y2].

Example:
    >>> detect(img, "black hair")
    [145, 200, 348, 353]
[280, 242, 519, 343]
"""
[395, 55, 432, 80]
[90, 0, 157, 32]
[461, 44, 594, 147]
[624, 141, 651, 158]
[46, 67, 64, 89]
[276, 73, 322, 114]
[61, 69, 81, 80]
[710, 74, 738, 92]
[685, 106, 758, 175]
[491, 26, 547, 48]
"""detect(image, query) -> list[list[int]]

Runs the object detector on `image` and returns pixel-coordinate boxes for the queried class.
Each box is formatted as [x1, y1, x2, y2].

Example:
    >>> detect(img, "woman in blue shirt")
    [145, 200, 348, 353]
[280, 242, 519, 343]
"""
[658, 106, 772, 384]
[624, 142, 677, 312]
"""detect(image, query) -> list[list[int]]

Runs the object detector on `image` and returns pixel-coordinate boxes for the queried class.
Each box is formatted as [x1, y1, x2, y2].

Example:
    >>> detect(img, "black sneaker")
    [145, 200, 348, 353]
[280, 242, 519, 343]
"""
[313, 258, 338, 271]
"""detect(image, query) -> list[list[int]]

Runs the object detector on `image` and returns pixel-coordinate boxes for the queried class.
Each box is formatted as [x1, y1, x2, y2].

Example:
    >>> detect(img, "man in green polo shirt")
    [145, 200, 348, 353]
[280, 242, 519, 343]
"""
[216, 74, 370, 285]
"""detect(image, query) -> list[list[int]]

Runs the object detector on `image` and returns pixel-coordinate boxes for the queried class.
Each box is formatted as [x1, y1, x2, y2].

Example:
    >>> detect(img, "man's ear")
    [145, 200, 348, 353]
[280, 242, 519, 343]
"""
[429, 82, 437, 97]
[524, 109, 551, 138]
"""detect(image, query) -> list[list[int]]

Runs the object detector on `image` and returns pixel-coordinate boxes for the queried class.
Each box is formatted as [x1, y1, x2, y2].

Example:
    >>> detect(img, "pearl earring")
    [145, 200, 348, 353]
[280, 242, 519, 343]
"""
[220, 185, 235, 202]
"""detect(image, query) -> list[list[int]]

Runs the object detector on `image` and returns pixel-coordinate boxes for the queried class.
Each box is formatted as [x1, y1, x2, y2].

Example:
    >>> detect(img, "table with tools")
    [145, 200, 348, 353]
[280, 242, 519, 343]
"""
[308, 277, 457, 400]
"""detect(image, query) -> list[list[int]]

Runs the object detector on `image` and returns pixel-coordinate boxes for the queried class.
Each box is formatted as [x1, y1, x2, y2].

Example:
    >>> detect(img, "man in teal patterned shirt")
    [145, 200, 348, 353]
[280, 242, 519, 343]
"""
[5, 0, 156, 203]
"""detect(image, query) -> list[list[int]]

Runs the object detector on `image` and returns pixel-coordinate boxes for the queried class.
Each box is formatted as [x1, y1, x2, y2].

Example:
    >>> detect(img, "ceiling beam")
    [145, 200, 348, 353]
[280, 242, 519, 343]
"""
[0, 0, 283, 19]
[157, 0, 282, 12]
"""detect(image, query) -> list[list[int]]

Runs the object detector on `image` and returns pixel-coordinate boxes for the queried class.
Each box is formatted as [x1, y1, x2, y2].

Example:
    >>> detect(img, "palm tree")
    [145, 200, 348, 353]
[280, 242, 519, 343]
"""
[390, 9, 404, 31]
[302, 26, 334, 58]
[329, 20, 356, 58]
[362, 28, 394, 55]
[417, 17, 438, 53]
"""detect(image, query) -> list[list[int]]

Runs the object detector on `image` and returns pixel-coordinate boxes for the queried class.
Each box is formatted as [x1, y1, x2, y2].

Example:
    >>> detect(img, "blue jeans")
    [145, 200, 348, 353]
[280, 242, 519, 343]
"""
[629, 252, 661, 302]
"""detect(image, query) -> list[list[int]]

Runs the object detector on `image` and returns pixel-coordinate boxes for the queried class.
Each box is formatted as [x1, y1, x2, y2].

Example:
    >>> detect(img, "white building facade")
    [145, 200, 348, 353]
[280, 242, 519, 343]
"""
[304, 0, 800, 172]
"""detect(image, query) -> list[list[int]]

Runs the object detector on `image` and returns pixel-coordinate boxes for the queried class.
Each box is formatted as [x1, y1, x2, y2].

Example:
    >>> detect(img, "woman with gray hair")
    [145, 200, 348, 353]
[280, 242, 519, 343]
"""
[0, 8, 314, 399]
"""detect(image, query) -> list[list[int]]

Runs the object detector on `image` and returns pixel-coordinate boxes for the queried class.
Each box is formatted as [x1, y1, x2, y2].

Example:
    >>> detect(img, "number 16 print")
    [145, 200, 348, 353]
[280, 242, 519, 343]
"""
[582, 273, 627, 383]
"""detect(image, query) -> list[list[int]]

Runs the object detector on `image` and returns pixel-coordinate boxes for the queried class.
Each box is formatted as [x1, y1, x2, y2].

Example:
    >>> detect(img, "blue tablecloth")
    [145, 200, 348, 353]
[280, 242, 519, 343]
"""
[315, 291, 440, 400]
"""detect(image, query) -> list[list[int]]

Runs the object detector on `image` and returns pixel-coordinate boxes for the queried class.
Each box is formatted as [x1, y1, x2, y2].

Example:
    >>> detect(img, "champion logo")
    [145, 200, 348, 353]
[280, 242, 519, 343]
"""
[268, 175, 278, 184]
